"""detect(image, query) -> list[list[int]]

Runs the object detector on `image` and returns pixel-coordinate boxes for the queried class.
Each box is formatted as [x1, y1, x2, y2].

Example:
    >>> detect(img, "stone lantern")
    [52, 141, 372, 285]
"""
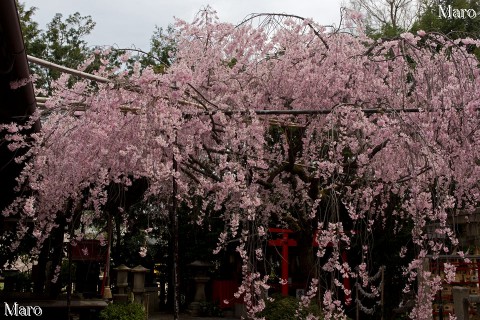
[131, 265, 149, 303]
[114, 264, 130, 294]
[188, 260, 212, 316]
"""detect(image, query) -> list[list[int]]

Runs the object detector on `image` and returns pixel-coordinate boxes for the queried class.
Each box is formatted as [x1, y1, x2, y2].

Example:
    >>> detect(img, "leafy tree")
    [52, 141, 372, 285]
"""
[36, 12, 95, 92]
[101, 25, 177, 80]
[345, 0, 421, 37]
[411, 0, 480, 38]
[140, 25, 177, 73]
[17, 1, 96, 93]
[16, 1, 43, 55]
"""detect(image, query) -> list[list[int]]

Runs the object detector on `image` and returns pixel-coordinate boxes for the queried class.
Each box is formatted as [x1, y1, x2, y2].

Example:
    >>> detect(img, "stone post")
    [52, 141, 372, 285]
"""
[114, 264, 130, 294]
[188, 260, 212, 316]
[131, 265, 148, 304]
[452, 286, 469, 320]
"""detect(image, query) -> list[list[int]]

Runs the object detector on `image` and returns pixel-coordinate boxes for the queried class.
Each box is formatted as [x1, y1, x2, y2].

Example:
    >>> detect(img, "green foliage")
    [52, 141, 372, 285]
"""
[16, 1, 42, 53]
[259, 294, 322, 320]
[38, 12, 95, 92]
[18, 1, 177, 93]
[368, 23, 406, 39]
[60, 259, 76, 290]
[2, 271, 32, 293]
[99, 302, 145, 320]
[18, 1, 96, 93]
[138, 25, 177, 74]
[199, 301, 224, 317]
[93, 25, 176, 79]
[42, 12, 95, 66]
[348, 0, 480, 40]
[410, 0, 480, 59]
[412, 0, 480, 38]
[110, 200, 160, 269]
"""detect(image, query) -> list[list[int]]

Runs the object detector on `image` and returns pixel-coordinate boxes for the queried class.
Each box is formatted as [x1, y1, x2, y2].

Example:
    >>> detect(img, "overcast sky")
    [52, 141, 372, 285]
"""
[21, 0, 345, 50]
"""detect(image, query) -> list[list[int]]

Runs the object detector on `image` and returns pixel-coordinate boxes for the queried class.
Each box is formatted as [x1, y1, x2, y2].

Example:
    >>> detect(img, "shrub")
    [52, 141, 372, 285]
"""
[259, 294, 322, 320]
[199, 301, 224, 317]
[99, 302, 145, 320]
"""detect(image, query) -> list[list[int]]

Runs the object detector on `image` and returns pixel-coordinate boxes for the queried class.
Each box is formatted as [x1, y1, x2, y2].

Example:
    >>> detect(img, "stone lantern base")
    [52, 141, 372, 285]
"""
[188, 301, 202, 317]
[188, 276, 210, 316]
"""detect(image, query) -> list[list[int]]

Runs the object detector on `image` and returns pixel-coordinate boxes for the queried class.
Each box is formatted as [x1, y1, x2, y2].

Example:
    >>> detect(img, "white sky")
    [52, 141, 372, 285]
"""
[21, 0, 345, 50]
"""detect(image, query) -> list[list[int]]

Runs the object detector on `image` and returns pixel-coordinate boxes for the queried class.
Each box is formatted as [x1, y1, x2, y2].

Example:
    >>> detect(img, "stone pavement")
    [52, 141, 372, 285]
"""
[148, 312, 239, 320]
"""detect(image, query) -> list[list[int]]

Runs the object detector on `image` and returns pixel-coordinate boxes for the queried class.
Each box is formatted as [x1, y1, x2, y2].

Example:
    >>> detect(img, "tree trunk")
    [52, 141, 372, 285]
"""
[46, 215, 67, 298]
[33, 241, 49, 294]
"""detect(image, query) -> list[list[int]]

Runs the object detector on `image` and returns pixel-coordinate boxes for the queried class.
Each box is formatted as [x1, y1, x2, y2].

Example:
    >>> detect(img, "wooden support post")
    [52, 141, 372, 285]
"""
[172, 146, 180, 320]
[380, 266, 384, 320]
[101, 215, 113, 299]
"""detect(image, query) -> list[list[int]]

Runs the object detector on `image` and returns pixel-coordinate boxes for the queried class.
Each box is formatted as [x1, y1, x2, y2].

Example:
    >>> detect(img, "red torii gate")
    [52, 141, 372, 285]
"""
[268, 228, 351, 304]
[268, 228, 297, 296]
